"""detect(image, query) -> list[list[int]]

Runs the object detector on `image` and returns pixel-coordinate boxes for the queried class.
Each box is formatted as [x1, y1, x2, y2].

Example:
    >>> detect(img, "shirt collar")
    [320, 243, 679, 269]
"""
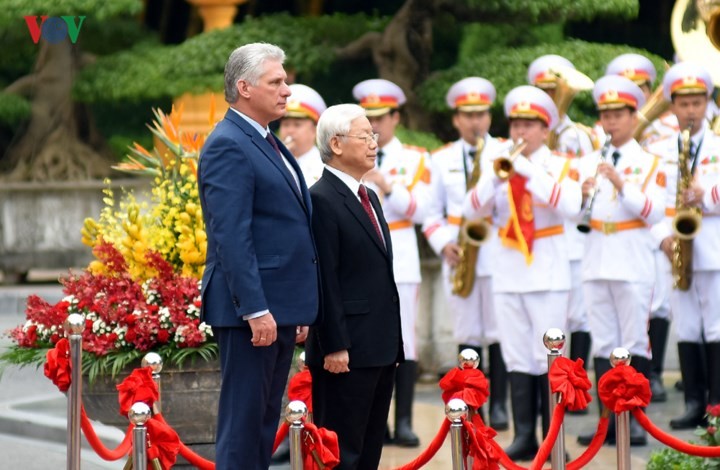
[230, 107, 270, 137]
[325, 164, 362, 196]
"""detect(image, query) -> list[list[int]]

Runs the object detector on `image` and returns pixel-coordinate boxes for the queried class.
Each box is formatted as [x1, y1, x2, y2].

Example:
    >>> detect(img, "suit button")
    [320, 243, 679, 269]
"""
[312, 258, 318, 264]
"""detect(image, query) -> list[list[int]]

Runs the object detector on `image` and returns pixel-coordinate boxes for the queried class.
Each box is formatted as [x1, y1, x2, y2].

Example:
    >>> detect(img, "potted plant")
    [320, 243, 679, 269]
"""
[1, 107, 219, 464]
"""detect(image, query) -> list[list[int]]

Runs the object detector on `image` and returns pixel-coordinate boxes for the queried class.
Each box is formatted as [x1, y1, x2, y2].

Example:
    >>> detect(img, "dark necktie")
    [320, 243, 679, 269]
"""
[266, 132, 282, 157]
[358, 185, 384, 245]
[611, 150, 621, 167]
[377, 149, 385, 167]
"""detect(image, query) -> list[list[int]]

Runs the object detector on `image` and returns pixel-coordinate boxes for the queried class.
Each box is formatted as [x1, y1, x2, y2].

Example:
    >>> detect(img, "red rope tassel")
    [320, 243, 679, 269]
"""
[392, 419, 451, 470]
[80, 406, 133, 461]
[632, 409, 720, 458]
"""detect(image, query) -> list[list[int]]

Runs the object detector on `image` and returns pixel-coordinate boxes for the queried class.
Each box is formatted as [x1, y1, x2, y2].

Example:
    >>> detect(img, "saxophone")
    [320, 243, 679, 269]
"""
[451, 134, 491, 297]
[672, 121, 702, 291]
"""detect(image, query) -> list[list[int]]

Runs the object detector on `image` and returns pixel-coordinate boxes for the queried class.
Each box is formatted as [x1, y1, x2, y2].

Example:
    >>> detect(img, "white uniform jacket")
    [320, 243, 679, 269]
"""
[648, 125, 720, 272]
[422, 136, 512, 277]
[555, 115, 596, 157]
[463, 145, 582, 293]
[367, 137, 432, 284]
[573, 139, 664, 282]
[296, 146, 324, 187]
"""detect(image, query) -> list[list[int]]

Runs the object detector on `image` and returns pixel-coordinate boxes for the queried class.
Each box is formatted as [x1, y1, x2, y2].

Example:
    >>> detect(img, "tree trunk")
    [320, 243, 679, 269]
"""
[337, 0, 435, 130]
[2, 41, 113, 182]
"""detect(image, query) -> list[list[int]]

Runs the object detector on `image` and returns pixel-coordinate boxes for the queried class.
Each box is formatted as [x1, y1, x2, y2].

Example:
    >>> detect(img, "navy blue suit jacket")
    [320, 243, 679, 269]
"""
[198, 109, 319, 328]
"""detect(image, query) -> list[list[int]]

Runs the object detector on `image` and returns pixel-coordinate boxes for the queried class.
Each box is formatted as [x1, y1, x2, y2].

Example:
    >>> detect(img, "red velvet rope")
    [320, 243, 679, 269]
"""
[274, 421, 290, 453]
[392, 419, 451, 470]
[632, 409, 720, 458]
[288, 369, 313, 413]
[144, 415, 181, 469]
[154, 413, 216, 469]
[301, 421, 341, 469]
[80, 405, 133, 460]
[439, 368, 490, 409]
[529, 405, 564, 470]
[492, 440, 528, 470]
[566, 416, 610, 470]
[462, 416, 501, 469]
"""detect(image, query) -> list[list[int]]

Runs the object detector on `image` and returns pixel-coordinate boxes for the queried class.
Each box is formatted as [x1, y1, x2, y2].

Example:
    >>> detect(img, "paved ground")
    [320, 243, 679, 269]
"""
[0, 285, 699, 469]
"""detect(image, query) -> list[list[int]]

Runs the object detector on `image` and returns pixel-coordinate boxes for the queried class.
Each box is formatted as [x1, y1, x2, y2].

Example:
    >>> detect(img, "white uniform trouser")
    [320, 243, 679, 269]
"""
[567, 260, 590, 333]
[441, 262, 498, 346]
[670, 271, 720, 342]
[651, 250, 672, 320]
[494, 291, 568, 375]
[584, 280, 653, 360]
[397, 283, 419, 360]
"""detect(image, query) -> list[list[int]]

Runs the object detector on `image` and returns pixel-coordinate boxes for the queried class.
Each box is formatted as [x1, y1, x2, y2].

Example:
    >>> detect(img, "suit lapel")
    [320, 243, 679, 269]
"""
[323, 170, 389, 257]
[224, 111, 307, 211]
[368, 188, 392, 259]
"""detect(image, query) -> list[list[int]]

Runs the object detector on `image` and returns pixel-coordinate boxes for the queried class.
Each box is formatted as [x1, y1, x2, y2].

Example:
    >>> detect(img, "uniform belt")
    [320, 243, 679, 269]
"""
[535, 225, 564, 239]
[447, 215, 492, 226]
[497, 224, 564, 239]
[589, 219, 646, 235]
[388, 220, 413, 230]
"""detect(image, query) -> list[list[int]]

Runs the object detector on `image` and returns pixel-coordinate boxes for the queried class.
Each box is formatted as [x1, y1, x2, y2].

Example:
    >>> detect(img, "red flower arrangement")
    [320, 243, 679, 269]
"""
[4, 241, 214, 382]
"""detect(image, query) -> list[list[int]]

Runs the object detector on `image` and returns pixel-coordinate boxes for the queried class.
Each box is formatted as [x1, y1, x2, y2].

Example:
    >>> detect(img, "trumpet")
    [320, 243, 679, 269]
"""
[492, 139, 527, 181]
[577, 135, 613, 233]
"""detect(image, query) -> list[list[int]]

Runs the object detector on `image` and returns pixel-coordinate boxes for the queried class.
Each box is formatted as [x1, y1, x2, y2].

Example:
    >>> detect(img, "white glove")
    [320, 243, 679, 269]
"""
[512, 155, 535, 178]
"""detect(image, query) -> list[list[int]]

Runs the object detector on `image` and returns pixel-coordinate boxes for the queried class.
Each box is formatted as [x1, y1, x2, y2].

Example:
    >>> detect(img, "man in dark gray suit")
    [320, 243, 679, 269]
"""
[198, 43, 319, 470]
[307, 103, 404, 470]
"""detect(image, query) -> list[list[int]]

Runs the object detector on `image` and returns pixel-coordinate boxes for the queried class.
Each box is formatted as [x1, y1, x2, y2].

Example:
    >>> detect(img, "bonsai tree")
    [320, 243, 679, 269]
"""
[0, 0, 147, 181]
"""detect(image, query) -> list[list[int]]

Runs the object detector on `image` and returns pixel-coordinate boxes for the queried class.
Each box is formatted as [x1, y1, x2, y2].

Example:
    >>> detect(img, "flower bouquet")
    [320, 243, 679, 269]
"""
[1, 106, 218, 382]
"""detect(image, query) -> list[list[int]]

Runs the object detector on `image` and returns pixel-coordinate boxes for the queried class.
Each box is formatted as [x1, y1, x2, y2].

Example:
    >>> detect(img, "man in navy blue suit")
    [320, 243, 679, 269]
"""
[198, 42, 319, 470]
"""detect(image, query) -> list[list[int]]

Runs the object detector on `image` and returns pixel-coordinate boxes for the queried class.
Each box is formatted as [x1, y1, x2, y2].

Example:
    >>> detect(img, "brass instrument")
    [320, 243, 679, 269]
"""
[672, 0, 720, 88]
[451, 134, 491, 298]
[633, 84, 671, 141]
[546, 66, 595, 150]
[492, 139, 528, 181]
[577, 135, 613, 233]
[672, 122, 703, 291]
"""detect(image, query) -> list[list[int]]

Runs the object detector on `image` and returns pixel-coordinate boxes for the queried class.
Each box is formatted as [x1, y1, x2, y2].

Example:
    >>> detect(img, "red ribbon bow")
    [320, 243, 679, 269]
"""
[302, 421, 340, 469]
[44, 338, 72, 392]
[439, 368, 490, 409]
[549, 357, 592, 411]
[598, 364, 651, 413]
[145, 415, 181, 469]
[288, 369, 313, 413]
[464, 415, 500, 470]
[117, 367, 159, 417]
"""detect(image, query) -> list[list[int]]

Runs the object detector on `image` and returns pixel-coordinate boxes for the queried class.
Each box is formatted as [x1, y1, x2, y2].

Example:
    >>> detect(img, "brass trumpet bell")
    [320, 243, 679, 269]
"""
[672, 0, 720, 86]
[492, 139, 528, 181]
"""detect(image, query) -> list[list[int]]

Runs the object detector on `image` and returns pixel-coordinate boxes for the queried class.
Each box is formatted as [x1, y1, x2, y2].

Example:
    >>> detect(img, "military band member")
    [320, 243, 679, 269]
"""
[647, 62, 720, 430]
[279, 84, 327, 186]
[463, 86, 581, 460]
[352, 78, 432, 447]
[422, 77, 510, 430]
[528, 54, 594, 375]
[574, 76, 664, 447]
[605, 53, 674, 402]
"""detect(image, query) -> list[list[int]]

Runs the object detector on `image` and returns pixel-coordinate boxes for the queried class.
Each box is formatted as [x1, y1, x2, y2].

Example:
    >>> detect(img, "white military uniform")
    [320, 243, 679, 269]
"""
[529, 55, 595, 339]
[648, 124, 720, 342]
[464, 143, 580, 374]
[576, 139, 664, 359]
[295, 146, 324, 187]
[366, 136, 431, 359]
[424, 136, 510, 346]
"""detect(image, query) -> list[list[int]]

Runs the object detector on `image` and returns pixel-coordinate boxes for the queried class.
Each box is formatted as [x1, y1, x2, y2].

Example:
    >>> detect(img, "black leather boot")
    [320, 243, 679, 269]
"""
[488, 343, 509, 431]
[705, 342, 720, 406]
[394, 361, 420, 447]
[505, 372, 539, 461]
[568, 332, 592, 415]
[648, 318, 670, 402]
[628, 356, 650, 446]
[670, 342, 708, 429]
[578, 357, 615, 446]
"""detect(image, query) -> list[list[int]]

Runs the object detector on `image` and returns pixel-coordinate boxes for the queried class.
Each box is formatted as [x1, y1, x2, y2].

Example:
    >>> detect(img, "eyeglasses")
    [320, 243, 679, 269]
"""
[337, 133, 379, 144]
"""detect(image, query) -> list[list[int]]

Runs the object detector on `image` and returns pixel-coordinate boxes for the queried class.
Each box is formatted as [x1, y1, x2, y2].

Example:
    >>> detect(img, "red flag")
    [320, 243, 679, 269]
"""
[499, 174, 535, 264]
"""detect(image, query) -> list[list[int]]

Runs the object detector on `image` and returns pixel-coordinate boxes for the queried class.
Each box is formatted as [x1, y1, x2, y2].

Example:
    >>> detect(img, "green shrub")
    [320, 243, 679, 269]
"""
[0, 93, 31, 127]
[647, 447, 715, 470]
